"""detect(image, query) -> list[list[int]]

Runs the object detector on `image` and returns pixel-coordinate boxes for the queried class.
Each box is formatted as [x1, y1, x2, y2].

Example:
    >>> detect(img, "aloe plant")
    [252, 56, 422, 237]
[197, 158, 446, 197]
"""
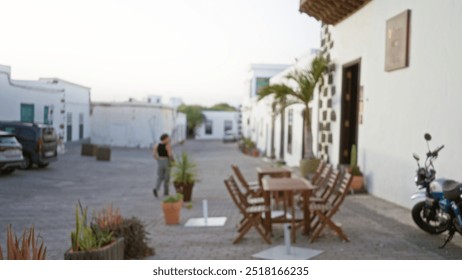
[70, 201, 113, 252]
[95, 204, 123, 230]
[0, 225, 46, 260]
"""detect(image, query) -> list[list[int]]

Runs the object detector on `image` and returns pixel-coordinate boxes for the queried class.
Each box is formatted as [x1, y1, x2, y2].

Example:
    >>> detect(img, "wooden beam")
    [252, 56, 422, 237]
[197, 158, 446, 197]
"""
[300, 0, 372, 25]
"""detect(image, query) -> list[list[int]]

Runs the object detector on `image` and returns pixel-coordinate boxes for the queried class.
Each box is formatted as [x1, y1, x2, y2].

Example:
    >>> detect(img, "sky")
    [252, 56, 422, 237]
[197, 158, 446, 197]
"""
[0, 0, 320, 107]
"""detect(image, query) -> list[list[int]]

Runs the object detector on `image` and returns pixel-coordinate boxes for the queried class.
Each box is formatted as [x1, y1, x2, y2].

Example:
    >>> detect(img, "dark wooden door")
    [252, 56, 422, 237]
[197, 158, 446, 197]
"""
[339, 62, 360, 165]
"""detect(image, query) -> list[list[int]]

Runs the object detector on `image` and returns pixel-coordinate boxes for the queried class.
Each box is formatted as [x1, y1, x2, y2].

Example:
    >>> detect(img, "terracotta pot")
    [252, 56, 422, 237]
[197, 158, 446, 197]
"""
[252, 149, 259, 157]
[162, 200, 182, 225]
[350, 175, 364, 191]
[300, 158, 321, 178]
[64, 237, 124, 260]
[174, 182, 194, 202]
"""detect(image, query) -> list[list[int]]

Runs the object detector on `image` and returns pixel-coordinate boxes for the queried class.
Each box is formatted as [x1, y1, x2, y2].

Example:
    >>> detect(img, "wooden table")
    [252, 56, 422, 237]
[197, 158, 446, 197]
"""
[256, 167, 292, 187]
[262, 177, 316, 242]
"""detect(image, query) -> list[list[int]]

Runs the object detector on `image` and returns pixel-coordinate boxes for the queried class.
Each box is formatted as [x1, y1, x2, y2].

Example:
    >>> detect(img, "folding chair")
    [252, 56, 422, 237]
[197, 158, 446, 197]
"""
[231, 165, 261, 198]
[310, 169, 340, 204]
[309, 172, 352, 243]
[309, 160, 326, 182]
[312, 163, 332, 187]
[224, 176, 271, 244]
[297, 164, 333, 208]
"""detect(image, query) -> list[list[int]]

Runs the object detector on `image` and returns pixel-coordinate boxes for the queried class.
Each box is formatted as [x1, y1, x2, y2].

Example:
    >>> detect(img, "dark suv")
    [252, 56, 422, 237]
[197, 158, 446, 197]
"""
[0, 122, 58, 169]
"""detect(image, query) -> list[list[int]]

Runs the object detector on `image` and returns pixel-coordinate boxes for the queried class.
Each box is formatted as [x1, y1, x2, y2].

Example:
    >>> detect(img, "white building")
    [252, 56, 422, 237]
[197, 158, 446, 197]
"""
[39, 78, 91, 142]
[90, 100, 186, 148]
[299, 0, 462, 208]
[0, 65, 90, 144]
[270, 54, 320, 167]
[241, 64, 290, 156]
[195, 111, 239, 140]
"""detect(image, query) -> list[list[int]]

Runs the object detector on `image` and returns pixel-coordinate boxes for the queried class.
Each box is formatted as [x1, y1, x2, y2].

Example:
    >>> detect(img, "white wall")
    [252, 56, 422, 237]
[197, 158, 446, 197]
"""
[91, 103, 176, 148]
[40, 79, 91, 142]
[0, 66, 66, 140]
[172, 112, 187, 144]
[242, 98, 273, 155]
[325, 0, 462, 208]
[281, 104, 305, 167]
[196, 111, 239, 140]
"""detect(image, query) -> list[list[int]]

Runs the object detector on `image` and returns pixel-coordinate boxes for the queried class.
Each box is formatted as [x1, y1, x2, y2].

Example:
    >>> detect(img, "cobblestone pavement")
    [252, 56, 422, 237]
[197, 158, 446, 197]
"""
[0, 140, 461, 259]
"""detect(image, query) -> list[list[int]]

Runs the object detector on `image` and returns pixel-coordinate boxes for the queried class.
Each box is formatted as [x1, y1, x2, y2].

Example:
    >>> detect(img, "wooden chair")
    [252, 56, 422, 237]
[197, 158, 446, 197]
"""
[297, 164, 333, 208]
[224, 176, 271, 244]
[312, 163, 332, 187]
[310, 169, 340, 204]
[309, 172, 352, 243]
[231, 165, 261, 197]
[309, 160, 326, 182]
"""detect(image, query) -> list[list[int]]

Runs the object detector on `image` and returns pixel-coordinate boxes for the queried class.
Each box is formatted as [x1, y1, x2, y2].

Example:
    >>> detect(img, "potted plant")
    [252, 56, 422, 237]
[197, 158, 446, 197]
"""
[0, 225, 47, 260]
[242, 138, 251, 155]
[161, 193, 183, 225]
[172, 152, 197, 202]
[258, 56, 328, 177]
[95, 204, 155, 259]
[349, 144, 365, 192]
[81, 143, 98, 156]
[64, 202, 124, 260]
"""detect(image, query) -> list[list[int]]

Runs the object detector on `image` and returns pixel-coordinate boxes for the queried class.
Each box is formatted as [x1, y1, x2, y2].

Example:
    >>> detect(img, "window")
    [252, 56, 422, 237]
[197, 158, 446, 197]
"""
[205, 119, 213, 135]
[224, 120, 232, 132]
[0, 136, 18, 144]
[67, 112, 73, 141]
[18, 128, 35, 141]
[256, 77, 270, 95]
[2, 126, 17, 134]
[20, 104, 34, 123]
[44, 106, 49, 124]
[287, 109, 293, 154]
[79, 113, 84, 140]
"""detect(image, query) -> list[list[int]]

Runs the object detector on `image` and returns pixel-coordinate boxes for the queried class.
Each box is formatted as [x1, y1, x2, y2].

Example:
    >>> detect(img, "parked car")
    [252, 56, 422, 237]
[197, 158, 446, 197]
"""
[0, 130, 24, 175]
[223, 131, 237, 143]
[0, 122, 58, 169]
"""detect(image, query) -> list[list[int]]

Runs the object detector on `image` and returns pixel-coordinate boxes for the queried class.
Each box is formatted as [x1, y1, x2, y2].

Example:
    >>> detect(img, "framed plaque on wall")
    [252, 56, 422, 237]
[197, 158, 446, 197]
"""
[385, 10, 411, 71]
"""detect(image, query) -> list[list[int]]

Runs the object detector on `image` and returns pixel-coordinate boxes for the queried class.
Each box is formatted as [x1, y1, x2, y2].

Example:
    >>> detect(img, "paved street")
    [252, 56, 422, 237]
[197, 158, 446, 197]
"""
[0, 140, 461, 259]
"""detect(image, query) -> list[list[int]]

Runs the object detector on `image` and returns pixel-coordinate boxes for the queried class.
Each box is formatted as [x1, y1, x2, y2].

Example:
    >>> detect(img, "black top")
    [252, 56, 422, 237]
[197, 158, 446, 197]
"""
[157, 143, 168, 157]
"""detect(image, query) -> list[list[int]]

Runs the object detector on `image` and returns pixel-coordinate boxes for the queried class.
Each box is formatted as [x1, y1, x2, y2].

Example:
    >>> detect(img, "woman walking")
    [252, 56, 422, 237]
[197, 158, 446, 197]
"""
[153, 133, 174, 197]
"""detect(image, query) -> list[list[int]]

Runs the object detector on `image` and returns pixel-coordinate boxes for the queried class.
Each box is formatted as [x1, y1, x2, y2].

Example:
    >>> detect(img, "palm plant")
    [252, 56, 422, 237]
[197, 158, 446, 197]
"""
[172, 152, 197, 202]
[258, 56, 327, 159]
[172, 152, 197, 185]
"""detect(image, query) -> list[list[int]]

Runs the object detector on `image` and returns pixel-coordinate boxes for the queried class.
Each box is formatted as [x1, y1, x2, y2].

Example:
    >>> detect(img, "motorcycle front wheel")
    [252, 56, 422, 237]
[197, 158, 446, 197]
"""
[412, 201, 448, 234]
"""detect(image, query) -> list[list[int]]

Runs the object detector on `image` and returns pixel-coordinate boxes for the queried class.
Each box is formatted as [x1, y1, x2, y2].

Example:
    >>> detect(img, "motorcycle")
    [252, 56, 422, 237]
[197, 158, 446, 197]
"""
[411, 133, 462, 248]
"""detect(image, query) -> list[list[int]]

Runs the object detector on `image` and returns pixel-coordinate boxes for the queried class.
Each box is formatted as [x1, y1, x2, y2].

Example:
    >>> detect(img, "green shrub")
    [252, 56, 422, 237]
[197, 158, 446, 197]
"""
[107, 217, 155, 259]
[163, 193, 183, 203]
